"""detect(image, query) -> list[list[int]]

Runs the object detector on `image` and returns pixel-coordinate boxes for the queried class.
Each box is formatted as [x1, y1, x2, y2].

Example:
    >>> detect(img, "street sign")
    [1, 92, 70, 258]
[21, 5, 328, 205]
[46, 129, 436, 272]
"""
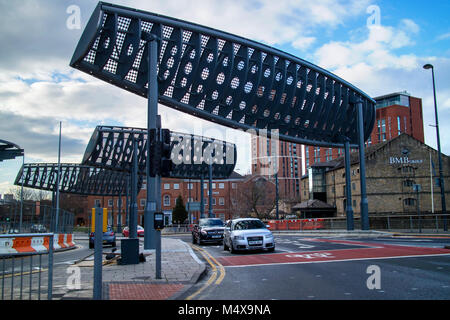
[187, 202, 201, 211]
[91, 208, 108, 233]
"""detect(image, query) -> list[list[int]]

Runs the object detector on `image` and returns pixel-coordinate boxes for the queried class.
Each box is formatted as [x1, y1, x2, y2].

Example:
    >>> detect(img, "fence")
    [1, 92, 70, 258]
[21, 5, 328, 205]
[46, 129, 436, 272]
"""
[0, 233, 54, 300]
[0, 200, 74, 234]
[156, 214, 449, 234]
[268, 214, 450, 233]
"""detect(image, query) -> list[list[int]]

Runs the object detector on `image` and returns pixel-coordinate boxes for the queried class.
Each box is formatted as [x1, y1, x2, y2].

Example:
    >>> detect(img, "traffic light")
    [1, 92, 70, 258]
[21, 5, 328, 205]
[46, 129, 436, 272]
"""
[160, 129, 173, 177]
[149, 128, 173, 177]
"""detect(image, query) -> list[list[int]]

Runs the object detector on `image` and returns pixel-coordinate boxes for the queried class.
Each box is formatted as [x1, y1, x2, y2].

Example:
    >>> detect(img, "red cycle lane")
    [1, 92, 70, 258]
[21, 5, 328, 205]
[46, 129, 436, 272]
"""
[217, 239, 450, 267]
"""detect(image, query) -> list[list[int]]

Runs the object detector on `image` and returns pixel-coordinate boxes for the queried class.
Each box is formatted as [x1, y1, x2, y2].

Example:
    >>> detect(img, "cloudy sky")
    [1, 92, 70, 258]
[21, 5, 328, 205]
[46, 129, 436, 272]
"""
[1, 0, 449, 195]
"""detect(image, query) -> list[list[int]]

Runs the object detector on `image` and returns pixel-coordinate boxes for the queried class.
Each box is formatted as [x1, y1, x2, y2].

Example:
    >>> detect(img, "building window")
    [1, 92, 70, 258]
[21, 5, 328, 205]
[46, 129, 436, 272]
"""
[403, 198, 416, 206]
[400, 166, 415, 173]
[212, 198, 216, 206]
[117, 199, 123, 207]
[397, 116, 401, 135]
[164, 183, 170, 190]
[377, 119, 386, 142]
[403, 180, 415, 187]
[163, 195, 170, 207]
[94, 199, 101, 207]
[219, 183, 225, 189]
[219, 197, 225, 206]
[173, 183, 180, 190]
[232, 183, 237, 189]
[108, 199, 113, 207]
[140, 199, 146, 207]
[188, 183, 194, 190]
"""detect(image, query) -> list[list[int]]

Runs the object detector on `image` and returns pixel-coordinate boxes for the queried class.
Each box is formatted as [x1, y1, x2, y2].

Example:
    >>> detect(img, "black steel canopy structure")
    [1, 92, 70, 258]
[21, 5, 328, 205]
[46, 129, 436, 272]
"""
[70, 2, 375, 148]
[82, 126, 237, 179]
[0, 139, 24, 162]
[14, 163, 140, 196]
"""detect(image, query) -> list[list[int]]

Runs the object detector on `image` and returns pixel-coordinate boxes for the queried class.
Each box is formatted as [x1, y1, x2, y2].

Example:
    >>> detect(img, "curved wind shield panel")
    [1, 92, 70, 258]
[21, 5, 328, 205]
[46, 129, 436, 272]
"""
[0, 139, 24, 162]
[70, 2, 375, 147]
[82, 126, 237, 179]
[15, 163, 140, 196]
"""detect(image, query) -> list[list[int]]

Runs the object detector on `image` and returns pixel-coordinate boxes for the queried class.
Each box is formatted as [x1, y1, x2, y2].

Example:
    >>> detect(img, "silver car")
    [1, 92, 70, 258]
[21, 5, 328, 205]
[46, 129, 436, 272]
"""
[223, 218, 275, 253]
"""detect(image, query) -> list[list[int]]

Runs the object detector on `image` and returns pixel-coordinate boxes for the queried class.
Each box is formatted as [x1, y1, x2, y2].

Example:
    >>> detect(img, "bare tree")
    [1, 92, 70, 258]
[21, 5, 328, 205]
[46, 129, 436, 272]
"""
[234, 176, 277, 220]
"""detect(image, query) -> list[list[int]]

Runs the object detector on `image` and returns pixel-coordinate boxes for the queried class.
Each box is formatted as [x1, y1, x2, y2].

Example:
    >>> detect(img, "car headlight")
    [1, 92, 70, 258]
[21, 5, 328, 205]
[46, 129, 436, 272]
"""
[234, 235, 244, 240]
[264, 233, 273, 239]
[201, 230, 207, 235]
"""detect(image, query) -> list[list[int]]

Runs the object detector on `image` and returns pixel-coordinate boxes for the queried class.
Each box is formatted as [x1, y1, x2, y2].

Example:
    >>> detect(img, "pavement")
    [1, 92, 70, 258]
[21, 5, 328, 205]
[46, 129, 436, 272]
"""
[61, 235, 205, 300]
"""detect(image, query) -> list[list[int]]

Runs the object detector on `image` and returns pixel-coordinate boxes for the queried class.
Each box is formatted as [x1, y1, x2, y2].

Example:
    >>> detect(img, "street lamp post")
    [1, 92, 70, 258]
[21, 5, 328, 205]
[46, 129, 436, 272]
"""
[423, 64, 447, 231]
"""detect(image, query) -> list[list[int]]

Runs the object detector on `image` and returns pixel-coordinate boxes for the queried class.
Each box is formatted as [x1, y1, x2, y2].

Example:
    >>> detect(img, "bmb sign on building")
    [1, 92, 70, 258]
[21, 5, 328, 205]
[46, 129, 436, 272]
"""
[301, 133, 450, 216]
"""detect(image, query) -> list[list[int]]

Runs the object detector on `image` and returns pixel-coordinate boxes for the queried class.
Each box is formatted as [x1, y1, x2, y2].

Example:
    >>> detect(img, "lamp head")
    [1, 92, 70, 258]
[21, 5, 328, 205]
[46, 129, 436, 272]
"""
[423, 64, 434, 70]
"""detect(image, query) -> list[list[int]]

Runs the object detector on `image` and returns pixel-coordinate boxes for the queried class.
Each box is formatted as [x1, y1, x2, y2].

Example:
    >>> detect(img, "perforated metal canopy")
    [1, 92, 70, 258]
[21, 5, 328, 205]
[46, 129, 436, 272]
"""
[82, 126, 237, 179]
[0, 139, 24, 162]
[70, 2, 376, 148]
[14, 163, 140, 196]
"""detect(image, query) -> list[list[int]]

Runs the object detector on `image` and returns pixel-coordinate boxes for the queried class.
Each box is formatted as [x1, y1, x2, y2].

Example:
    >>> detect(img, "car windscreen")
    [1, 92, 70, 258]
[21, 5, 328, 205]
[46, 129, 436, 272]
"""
[199, 219, 224, 227]
[233, 220, 266, 230]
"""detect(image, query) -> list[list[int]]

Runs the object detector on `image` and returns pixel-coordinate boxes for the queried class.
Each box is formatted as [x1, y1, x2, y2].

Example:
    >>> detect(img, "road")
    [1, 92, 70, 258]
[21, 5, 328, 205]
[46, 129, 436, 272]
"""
[173, 233, 450, 300]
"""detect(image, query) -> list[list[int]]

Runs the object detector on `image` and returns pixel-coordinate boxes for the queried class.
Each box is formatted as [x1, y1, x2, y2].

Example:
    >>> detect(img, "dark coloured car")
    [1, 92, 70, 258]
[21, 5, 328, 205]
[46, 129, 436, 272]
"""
[192, 218, 225, 245]
[31, 224, 47, 233]
[89, 226, 116, 249]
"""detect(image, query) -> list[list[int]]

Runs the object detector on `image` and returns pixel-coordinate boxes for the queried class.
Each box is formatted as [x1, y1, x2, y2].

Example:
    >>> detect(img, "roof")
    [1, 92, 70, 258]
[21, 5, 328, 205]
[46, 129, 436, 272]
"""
[292, 199, 335, 210]
[303, 133, 440, 177]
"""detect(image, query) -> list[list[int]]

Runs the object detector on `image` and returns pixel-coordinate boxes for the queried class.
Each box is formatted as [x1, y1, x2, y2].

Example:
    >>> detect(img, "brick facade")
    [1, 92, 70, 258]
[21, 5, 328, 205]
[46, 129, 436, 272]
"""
[84, 173, 244, 226]
[301, 134, 450, 216]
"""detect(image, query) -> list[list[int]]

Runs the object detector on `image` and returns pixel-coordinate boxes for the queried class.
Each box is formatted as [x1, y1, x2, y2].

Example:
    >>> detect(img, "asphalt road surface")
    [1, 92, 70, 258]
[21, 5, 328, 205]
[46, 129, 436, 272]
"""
[174, 234, 450, 300]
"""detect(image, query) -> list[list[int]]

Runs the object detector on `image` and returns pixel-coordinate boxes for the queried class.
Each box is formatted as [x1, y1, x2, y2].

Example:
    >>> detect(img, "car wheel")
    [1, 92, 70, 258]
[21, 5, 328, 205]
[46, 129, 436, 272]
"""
[230, 240, 236, 254]
[267, 247, 275, 252]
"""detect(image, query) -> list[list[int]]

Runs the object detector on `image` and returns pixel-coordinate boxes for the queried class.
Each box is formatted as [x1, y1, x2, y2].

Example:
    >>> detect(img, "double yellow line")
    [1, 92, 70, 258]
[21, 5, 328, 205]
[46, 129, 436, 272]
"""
[186, 244, 226, 300]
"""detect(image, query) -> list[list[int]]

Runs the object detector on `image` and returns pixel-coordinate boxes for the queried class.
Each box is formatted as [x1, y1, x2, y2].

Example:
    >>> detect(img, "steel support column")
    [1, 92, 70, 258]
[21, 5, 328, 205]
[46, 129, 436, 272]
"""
[357, 100, 369, 230]
[208, 163, 213, 218]
[200, 175, 205, 219]
[144, 36, 159, 251]
[344, 139, 354, 231]
[130, 137, 138, 239]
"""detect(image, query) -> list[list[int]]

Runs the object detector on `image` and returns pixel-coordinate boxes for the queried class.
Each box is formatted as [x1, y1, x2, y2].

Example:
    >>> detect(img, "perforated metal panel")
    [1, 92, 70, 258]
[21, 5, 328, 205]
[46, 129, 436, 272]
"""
[14, 163, 139, 196]
[82, 126, 237, 179]
[70, 2, 375, 148]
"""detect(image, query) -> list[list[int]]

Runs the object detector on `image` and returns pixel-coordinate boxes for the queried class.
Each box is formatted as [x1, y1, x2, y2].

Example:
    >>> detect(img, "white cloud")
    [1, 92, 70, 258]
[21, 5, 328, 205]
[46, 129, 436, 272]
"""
[292, 37, 317, 50]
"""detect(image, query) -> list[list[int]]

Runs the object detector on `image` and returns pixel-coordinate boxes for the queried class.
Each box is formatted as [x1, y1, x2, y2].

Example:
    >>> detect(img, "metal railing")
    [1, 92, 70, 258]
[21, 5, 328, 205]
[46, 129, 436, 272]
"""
[268, 214, 450, 233]
[0, 233, 54, 300]
[154, 215, 450, 233]
[0, 201, 74, 234]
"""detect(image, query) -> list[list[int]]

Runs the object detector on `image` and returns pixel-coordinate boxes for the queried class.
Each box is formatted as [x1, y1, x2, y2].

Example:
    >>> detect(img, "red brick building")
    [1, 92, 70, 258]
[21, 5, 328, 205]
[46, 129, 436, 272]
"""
[84, 172, 244, 226]
[251, 134, 303, 200]
[303, 91, 425, 167]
